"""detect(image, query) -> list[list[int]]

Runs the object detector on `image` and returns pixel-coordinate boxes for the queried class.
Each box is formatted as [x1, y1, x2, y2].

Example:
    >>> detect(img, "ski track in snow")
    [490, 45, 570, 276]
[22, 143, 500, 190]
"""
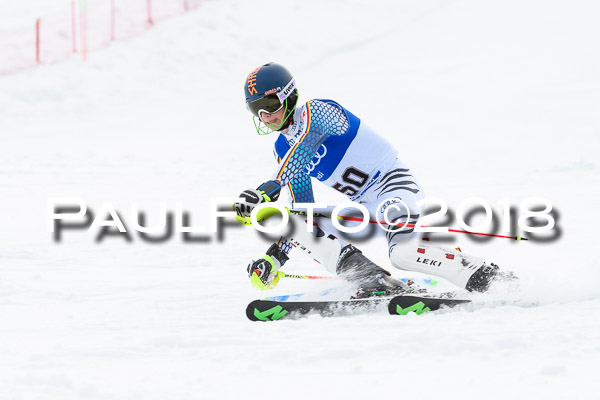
[1, 0, 599, 399]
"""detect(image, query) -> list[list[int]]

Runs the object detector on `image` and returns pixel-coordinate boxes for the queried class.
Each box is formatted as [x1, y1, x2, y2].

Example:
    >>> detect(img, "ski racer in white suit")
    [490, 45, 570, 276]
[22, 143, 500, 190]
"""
[234, 62, 504, 296]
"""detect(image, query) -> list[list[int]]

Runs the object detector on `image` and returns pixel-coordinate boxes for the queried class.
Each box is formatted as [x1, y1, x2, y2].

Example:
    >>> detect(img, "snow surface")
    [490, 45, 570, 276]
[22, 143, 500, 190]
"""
[1, 0, 599, 399]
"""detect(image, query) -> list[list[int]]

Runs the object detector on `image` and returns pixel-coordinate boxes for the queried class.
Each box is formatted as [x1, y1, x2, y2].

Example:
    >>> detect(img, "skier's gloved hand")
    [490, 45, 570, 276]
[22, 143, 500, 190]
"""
[247, 243, 289, 290]
[234, 180, 281, 225]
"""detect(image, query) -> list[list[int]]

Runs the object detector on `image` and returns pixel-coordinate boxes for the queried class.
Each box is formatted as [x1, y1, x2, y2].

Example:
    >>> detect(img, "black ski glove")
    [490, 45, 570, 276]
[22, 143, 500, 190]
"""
[247, 243, 289, 290]
[234, 180, 281, 224]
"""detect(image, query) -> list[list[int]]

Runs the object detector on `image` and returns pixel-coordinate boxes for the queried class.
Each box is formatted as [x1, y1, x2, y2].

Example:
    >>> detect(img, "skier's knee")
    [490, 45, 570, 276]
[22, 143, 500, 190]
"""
[388, 243, 414, 271]
[378, 199, 422, 246]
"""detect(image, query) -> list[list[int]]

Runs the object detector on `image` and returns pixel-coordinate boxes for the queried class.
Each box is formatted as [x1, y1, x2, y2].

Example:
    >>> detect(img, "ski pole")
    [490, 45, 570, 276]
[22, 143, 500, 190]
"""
[278, 271, 336, 280]
[289, 210, 527, 241]
[278, 271, 439, 286]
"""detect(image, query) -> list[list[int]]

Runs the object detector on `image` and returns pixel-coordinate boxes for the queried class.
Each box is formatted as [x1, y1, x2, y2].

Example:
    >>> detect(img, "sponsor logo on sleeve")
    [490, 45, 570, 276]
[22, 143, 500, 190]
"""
[304, 144, 327, 174]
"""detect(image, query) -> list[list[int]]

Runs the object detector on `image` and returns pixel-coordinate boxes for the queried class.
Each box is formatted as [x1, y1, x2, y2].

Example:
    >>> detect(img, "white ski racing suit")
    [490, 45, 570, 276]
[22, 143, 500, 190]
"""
[271, 99, 486, 290]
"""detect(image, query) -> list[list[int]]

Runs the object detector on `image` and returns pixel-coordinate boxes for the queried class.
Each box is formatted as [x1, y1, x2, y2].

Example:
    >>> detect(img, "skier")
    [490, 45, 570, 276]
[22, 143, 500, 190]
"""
[234, 62, 506, 297]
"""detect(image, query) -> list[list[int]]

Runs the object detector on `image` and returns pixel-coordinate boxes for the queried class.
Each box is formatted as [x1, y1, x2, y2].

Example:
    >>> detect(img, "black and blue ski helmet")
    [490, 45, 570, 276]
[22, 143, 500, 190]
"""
[244, 62, 299, 118]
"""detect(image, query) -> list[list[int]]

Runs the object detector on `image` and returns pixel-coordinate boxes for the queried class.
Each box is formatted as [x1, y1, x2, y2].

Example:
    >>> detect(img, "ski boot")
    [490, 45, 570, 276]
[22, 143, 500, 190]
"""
[336, 244, 418, 298]
[465, 262, 519, 292]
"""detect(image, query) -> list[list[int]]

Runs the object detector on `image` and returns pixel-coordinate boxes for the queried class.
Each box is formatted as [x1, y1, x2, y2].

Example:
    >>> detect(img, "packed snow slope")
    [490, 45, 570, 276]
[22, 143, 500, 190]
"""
[1, 0, 599, 399]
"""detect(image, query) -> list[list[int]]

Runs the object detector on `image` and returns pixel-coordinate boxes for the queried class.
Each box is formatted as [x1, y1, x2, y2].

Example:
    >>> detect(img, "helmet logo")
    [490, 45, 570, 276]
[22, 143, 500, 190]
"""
[277, 78, 296, 102]
[264, 87, 279, 96]
[247, 65, 263, 96]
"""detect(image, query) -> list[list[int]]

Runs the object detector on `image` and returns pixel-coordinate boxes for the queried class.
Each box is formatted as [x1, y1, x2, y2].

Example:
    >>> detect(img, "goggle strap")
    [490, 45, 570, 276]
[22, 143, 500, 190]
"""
[277, 78, 296, 103]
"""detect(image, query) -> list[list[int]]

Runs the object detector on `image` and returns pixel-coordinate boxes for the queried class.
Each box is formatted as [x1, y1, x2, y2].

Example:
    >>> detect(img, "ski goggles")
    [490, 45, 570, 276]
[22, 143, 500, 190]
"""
[246, 78, 296, 118]
[247, 94, 285, 118]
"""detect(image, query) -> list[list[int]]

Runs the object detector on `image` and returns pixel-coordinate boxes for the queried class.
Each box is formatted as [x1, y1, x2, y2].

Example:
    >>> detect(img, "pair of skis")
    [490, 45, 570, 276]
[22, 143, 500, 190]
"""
[246, 294, 471, 321]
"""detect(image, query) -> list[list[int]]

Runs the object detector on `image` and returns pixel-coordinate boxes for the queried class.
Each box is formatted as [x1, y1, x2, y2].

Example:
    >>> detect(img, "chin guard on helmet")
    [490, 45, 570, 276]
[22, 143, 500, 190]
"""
[251, 97, 297, 135]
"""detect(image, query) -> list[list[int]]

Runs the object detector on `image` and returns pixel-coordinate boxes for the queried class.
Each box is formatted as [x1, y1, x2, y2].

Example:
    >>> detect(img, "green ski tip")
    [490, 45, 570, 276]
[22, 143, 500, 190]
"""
[395, 301, 431, 315]
[254, 305, 289, 321]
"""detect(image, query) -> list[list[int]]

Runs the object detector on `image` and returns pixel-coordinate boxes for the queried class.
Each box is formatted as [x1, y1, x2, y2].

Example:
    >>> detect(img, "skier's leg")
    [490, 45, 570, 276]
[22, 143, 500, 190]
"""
[285, 215, 409, 296]
[390, 241, 501, 291]
[379, 200, 502, 292]
[284, 215, 344, 275]
[365, 161, 503, 292]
